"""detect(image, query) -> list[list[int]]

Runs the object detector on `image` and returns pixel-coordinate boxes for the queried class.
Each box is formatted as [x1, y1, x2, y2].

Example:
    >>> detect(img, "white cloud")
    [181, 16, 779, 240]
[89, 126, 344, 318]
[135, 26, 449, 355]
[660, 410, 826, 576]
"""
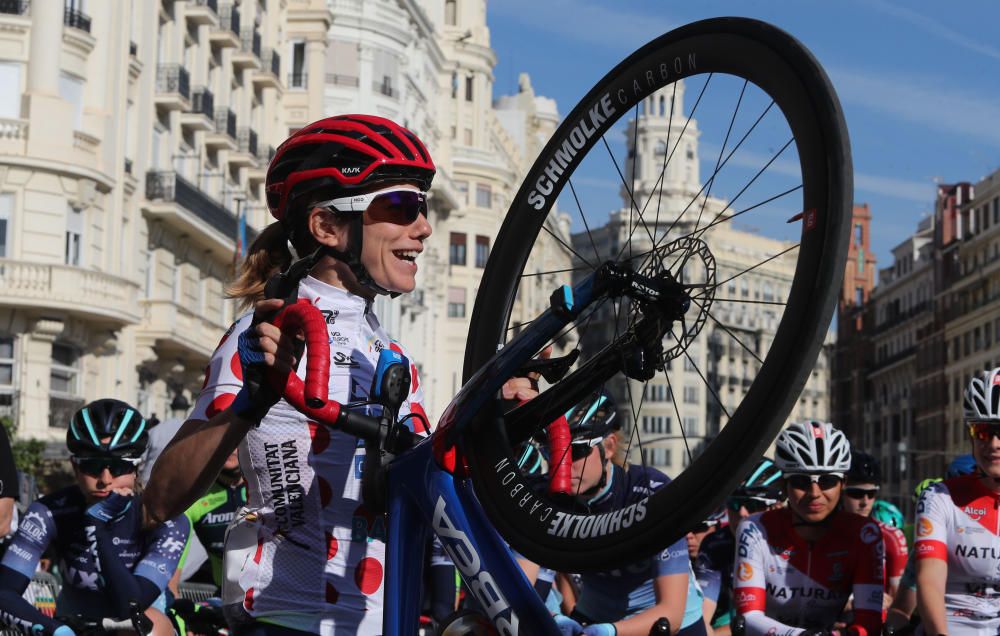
[864, 0, 1000, 62]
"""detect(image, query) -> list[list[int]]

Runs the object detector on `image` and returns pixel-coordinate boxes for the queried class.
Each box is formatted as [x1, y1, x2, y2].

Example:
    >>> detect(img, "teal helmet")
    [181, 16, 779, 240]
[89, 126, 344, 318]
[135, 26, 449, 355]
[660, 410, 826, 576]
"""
[66, 399, 148, 459]
[871, 499, 904, 528]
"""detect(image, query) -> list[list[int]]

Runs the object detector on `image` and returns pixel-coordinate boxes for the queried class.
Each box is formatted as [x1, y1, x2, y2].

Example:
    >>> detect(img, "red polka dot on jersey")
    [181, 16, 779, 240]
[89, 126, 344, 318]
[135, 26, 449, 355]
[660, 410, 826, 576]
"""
[354, 558, 383, 595]
[318, 477, 332, 507]
[230, 353, 243, 381]
[324, 582, 339, 604]
[326, 532, 339, 560]
[308, 422, 330, 454]
[205, 393, 236, 418]
[410, 364, 419, 391]
[389, 342, 403, 355]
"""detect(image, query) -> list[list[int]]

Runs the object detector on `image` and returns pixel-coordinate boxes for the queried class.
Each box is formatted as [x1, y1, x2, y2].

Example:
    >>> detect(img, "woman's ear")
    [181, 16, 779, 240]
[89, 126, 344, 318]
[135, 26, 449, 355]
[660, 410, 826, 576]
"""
[307, 207, 350, 250]
[603, 432, 618, 457]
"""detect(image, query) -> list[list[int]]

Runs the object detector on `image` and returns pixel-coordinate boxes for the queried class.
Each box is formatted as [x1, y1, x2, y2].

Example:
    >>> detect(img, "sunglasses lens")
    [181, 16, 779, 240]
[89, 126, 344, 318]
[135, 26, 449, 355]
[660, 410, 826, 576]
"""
[817, 475, 842, 490]
[376, 191, 426, 223]
[76, 457, 135, 477]
[970, 422, 1000, 442]
[788, 475, 811, 490]
[570, 444, 593, 461]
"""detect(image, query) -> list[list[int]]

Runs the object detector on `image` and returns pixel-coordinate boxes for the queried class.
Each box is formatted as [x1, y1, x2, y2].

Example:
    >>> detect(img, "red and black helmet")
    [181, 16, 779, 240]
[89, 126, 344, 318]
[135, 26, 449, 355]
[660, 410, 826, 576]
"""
[265, 115, 436, 222]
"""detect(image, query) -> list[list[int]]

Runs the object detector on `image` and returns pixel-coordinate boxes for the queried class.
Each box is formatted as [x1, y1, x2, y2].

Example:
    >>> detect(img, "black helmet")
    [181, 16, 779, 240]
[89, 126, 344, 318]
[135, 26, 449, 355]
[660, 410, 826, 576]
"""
[847, 449, 881, 485]
[566, 391, 619, 443]
[734, 458, 785, 504]
[67, 399, 149, 459]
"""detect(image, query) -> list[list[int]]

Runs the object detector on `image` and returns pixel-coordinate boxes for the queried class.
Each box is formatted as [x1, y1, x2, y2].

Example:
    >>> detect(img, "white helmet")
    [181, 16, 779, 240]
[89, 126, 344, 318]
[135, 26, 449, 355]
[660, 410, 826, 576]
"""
[774, 421, 851, 474]
[964, 367, 1000, 421]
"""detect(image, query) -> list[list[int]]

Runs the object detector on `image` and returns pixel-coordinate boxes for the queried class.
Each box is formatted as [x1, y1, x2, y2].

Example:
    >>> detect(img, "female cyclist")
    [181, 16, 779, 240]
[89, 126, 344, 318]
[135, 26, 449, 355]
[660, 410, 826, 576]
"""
[553, 391, 706, 636]
[143, 115, 444, 635]
[733, 421, 884, 636]
[0, 399, 189, 636]
[915, 367, 1000, 635]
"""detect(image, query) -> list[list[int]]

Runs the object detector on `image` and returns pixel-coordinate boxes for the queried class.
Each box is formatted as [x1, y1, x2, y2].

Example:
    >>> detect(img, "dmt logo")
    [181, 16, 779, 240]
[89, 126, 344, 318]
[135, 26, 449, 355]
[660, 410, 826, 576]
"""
[737, 562, 754, 581]
[433, 497, 519, 635]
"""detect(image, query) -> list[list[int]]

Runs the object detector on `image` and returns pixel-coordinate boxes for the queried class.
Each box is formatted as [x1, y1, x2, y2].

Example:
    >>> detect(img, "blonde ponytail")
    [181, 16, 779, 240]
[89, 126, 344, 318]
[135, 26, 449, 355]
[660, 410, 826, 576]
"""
[226, 222, 293, 312]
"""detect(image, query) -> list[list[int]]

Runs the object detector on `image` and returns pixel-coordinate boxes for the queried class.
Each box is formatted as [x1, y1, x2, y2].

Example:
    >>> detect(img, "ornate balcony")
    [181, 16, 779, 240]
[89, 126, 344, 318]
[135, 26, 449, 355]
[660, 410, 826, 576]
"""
[154, 64, 191, 111]
[143, 171, 244, 259]
[230, 128, 258, 167]
[287, 72, 307, 89]
[0, 1, 29, 16]
[138, 299, 228, 360]
[185, 0, 218, 26]
[181, 87, 215, 131]
[205, 108, 237, 150]
[233, 30, 262, 70]
[63, 6, 91, 32]
[0, 259, 141, 325]
[254, 48, 281, 88]
[210, 3, 240, 48]
[0, 118, 28, 155]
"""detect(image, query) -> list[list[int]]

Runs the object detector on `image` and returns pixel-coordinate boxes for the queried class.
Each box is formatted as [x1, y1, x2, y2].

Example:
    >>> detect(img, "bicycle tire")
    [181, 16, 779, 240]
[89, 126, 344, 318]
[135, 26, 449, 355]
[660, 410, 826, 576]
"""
[462, 17, 851, 570]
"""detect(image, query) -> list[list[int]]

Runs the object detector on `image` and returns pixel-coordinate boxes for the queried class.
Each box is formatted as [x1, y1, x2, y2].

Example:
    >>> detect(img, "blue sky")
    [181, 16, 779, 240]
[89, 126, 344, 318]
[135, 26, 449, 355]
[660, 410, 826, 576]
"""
[487, 0, 1000, 268]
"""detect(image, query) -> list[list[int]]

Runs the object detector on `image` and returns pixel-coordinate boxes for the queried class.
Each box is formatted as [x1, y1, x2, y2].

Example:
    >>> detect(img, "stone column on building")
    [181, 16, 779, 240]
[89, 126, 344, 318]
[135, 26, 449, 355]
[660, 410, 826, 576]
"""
[19, 319, 65, 440]
[306, 37, 326, 120]
[25, 1, 75, 158]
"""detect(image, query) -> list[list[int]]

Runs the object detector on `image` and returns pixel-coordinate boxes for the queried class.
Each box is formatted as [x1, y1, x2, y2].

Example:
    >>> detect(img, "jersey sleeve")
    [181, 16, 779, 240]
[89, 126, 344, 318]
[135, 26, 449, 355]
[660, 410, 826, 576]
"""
[189, 316, 251, 422]
[850, 520, 885, 634]
[134, 514, 190, 591]
[694, 550, 722, 604]
[914, 483, 950, 562]
[734, 517, 803, 636]
[882, 524, 908, 584]
[654, 535, 690, 577]
[0, 500, 54, 579]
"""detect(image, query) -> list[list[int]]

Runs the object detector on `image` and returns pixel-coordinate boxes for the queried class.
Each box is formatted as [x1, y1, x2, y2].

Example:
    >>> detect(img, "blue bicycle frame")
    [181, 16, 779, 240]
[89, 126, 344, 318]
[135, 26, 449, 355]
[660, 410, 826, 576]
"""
[379, 274, 602, 635]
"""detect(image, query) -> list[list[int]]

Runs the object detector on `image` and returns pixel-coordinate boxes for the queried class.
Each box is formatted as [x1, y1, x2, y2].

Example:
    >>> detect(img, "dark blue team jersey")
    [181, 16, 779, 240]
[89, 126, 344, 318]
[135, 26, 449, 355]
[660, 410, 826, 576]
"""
[694, 526, 735, 626]
[573, 464, 703, 627]
[0, 486, 189, 618]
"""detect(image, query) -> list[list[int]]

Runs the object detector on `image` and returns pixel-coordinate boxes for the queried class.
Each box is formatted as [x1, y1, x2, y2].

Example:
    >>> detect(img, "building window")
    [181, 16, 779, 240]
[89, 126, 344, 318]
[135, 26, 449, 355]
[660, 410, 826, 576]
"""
[855, 286, 863, 305]
[444, 0, 457, 25]
[0, 62, 21, 119]
[855, 224, 863, 245]
[65, 205, 83, 266]
[49, 341, 83, 429]
[455, 180, 468, 204]
[451, 72, 458, 99]
[289, 41, 306, 88]
[0, 193, 11, 258]
[0, 336, 15, 418]
[683, 416, 698, 435]
[58, 72, 84, 130]
[465, 75, 473, 102]
[475, 235, 489, 268]
[683, 386, 698, 403]
[475, 184, 492, 209]
[449, 232, 466, 266]
[447, 286, 466, 318]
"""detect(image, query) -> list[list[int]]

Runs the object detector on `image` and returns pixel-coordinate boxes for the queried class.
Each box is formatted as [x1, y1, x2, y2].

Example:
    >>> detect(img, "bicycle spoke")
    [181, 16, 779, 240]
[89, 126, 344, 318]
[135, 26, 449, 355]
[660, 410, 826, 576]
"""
[711, 243, 800, 290]
[693, 79, 747, 234]
[569, 178, 603, 266]
[700, 296, 787, 307]
[602, 136, 656, 247]
[690, 297, 764, 365]
[542, 223, 597, 272]
[662, 364, 694, 466]
[652, 83, 678, 236]
[669, 328, 731, 421]
[520, 264, 595, 278]
[682, 184, 803, 241]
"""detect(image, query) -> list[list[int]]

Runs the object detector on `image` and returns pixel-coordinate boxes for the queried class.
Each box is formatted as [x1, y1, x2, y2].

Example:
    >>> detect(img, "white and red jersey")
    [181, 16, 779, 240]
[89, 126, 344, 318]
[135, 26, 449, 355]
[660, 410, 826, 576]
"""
[733, 509, 884, 636]
[880, 521, 908, 593]
[914, 475, 1000, 633]
[191, 276, 429, 635]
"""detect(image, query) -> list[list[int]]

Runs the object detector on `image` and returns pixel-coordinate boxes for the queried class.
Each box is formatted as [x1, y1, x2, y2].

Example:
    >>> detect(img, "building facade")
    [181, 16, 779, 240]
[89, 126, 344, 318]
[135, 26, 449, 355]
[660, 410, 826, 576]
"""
[0, 0, 292, 443]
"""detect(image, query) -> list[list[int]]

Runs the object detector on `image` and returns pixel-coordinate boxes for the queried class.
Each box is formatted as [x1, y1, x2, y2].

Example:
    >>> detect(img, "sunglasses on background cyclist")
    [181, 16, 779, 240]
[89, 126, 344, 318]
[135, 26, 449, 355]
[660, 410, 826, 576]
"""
[727, 496, 771, 513]
[968, 421, 1000, 442]
[73, 456, 140, 478]
[316, 188, 428, 224]
[785, 473, 843, 491]
[844, 486, 880, 500]
[569, 438, 603, 462]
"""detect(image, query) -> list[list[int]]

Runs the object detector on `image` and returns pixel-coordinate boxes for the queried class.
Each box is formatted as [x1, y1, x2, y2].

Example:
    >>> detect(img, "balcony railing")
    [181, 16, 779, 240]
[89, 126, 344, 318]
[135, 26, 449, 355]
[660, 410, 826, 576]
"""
[156, 64, 190, 99]
[145, 171, 241, 240]
[261, 48, 280, 76]
[191, 0, 218, 12]
[288, 72, 307, 88]
[240, 30, 261, 58]
[374, 79, 395, 97]
[124, 158, 133, 175]
[218, 3, 239, 36]
[327, 73, 360, 87]
[0, 0, 29, 16]
[237, 128, 258, 156]
[63, 6, 91, 32]
[129, 40, 137, 56]
[257, 145, 275, 163]
[213, 108, 237, 139]
[191, 87, 214, 118]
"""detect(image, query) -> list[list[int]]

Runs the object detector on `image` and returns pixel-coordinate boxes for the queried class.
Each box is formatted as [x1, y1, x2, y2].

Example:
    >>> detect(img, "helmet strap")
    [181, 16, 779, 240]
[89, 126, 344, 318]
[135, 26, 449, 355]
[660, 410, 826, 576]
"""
[321, 215, 399, 298]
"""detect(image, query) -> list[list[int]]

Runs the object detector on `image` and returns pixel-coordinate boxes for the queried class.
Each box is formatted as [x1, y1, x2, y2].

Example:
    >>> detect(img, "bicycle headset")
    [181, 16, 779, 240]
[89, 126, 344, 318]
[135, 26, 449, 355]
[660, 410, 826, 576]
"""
[264, 115, 436, 297]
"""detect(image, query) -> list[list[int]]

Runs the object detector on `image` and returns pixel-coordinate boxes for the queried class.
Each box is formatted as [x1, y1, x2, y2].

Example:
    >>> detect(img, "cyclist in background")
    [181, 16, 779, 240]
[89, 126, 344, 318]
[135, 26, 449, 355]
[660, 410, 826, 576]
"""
[553, 391, 706, 636]
[0, 399, 189, 636]
[144, 115, 437, 635]
[696, 458, 784, 636]
[0, 421, 17, 559]
[915, 368, 1000, 635]
[842, 450, 908, 599]
[733, 421, 884, 636]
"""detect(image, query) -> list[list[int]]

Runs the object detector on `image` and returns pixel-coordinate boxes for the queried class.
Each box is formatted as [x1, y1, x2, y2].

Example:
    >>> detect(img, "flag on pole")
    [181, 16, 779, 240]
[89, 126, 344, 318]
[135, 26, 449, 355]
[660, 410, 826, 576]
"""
[233, 199, 247, 271]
